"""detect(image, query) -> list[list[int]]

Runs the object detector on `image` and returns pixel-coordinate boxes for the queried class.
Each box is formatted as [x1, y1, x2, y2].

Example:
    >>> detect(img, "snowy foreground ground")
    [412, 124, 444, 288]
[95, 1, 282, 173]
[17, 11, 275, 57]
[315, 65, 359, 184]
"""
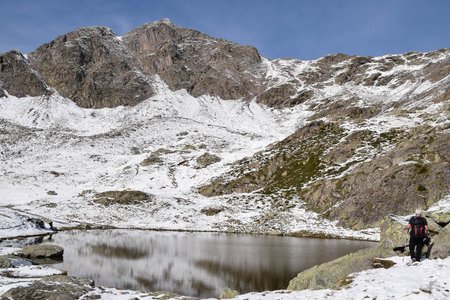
[1, 255, 449, 299]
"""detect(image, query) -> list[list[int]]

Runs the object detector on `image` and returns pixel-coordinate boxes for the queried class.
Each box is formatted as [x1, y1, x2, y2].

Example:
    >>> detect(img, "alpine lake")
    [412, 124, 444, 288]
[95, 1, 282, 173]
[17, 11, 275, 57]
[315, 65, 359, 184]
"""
[28, 229, 376, 298]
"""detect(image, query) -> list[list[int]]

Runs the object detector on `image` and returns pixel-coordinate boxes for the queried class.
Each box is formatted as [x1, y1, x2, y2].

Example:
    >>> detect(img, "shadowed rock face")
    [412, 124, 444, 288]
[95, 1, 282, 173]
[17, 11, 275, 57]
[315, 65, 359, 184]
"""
[29, 27, 154, 108]
[0, 50, 50, 97]
[122, 19, 264, 100]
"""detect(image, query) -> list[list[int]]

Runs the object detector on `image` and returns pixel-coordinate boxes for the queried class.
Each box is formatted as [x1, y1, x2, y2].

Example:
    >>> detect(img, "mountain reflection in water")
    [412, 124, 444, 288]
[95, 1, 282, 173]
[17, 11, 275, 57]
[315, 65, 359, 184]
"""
[43, 230, 375, 298]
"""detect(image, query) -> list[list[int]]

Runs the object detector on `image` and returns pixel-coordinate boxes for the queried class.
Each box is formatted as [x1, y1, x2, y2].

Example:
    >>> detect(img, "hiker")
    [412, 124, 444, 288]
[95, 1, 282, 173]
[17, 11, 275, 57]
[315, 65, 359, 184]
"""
[406, 208, 428, 262]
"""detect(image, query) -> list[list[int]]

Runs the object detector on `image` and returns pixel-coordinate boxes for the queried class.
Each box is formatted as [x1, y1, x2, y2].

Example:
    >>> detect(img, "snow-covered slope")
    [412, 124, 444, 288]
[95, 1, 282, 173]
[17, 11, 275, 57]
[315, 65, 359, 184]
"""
[1, 44, 450, 240]
[5, 77, 367, 238]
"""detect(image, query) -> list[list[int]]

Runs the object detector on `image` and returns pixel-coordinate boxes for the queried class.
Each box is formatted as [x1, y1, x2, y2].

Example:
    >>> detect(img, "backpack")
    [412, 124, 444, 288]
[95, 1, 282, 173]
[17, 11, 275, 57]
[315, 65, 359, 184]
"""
[410, 216, 427, 238]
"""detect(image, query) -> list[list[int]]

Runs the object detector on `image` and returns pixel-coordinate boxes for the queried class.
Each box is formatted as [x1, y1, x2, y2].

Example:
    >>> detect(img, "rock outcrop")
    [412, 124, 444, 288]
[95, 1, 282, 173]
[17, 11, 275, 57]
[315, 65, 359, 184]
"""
[431, 224, 450, 258]
[303, 125, 450, 229]
[287, 247, 385, 290]
[93, 190, 152, 206]
[196, 153, 221, 168]
[1, 275, 94, 300]
[29, 27, 154, 108]
[0, 256, 12, 268]
[288, 213, 450, 291]
[199, 121, 450, 230]
[0, 50, 50, 97]
[122, 19, 264, 101]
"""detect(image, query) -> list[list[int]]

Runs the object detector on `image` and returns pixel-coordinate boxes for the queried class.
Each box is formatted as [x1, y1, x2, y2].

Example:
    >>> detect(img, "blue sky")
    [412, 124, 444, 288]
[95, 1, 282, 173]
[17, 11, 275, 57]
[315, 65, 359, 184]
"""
[1, 0, 449, 60]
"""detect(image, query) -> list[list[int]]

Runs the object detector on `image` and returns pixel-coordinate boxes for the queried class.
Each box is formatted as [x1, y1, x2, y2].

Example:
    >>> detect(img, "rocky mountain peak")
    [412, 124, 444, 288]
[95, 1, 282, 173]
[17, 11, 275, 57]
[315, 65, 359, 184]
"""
[28, 26, 154, 108]
[122, 19, 264, 100]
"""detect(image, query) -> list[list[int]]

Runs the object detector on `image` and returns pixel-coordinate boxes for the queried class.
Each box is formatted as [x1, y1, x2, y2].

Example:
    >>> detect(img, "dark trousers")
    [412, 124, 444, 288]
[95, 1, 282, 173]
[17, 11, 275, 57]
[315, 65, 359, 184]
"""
[409, 237, 424, 261]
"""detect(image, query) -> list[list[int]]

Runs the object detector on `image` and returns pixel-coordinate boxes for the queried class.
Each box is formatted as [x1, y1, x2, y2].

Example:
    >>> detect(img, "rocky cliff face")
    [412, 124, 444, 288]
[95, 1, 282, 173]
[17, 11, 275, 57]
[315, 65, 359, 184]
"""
[28, 27, 154, 108]
[199, 122, 449, 230]
[0, 50, 50, 97]
[197, 47, 450, 230]
[122, 19, 264, 100]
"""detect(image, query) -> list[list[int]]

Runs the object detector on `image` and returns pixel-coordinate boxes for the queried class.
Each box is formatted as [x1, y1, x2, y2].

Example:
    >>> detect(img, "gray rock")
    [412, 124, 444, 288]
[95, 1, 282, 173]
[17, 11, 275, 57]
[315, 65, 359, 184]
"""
[379, 216, 409, 250]
[21, 244, 64, 259]
[0, 256, 12, 268]
[1, 275, 93, 300]
[27, 217, 45, 229]
[140, 154, 163, 166]
[431, 223, 450, 258]
[372, 257, 396, 269]
[196, 153, 221, 168]
[0, 50, 50, 97]
[287, 247, 386, 290]
[427, 210, 450, 225]
[29, 27, 154, 108]
[92, 190, 151, 206]
[219, 288, 240, 299]
[200, 207, 224, 216]
[256, 84, 313, 108]
[427, 217, 443, 233]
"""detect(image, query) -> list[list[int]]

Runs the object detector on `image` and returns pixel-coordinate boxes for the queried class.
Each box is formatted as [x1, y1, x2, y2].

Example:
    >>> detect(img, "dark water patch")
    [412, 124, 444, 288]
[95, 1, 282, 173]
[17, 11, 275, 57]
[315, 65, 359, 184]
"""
[91, 243, 148, 259]
[41, 229, 376, 298]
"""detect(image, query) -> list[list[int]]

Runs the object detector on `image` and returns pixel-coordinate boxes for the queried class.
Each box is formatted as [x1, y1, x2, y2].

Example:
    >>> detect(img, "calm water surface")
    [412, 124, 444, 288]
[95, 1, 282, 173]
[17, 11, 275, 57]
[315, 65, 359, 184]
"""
[42, 230, 375, 298]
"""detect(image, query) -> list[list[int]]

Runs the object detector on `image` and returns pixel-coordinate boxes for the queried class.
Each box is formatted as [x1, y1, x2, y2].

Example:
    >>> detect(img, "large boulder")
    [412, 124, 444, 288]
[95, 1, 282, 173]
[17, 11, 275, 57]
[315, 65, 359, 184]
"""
[29, 27, 154, 108]
[21, 244, 64, 259]
[0, 256, 12, 268]
[196, 153, 221, 168]
[431, 224, 450, 259]
[287, 247, 385, 290]
[1, 275, 93, 300]
[379, 215, 409, 250]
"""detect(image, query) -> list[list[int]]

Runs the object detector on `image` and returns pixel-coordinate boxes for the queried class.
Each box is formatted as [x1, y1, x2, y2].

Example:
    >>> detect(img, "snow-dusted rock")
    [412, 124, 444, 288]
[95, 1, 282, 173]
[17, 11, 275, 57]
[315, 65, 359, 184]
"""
[1, 275, 93, 300]
[21, 244, 64, 259]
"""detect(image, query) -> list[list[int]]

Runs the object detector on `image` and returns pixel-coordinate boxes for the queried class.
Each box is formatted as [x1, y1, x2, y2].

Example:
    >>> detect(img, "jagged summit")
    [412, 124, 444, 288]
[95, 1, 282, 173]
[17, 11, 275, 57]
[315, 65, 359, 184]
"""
[123, 19, 264, 100]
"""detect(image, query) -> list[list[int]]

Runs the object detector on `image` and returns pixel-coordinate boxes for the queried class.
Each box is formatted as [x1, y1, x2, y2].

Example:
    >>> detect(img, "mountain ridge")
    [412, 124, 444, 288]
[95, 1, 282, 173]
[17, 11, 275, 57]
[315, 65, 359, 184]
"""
[2, 19, 449, 109]
[0, 19, 449, 236]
